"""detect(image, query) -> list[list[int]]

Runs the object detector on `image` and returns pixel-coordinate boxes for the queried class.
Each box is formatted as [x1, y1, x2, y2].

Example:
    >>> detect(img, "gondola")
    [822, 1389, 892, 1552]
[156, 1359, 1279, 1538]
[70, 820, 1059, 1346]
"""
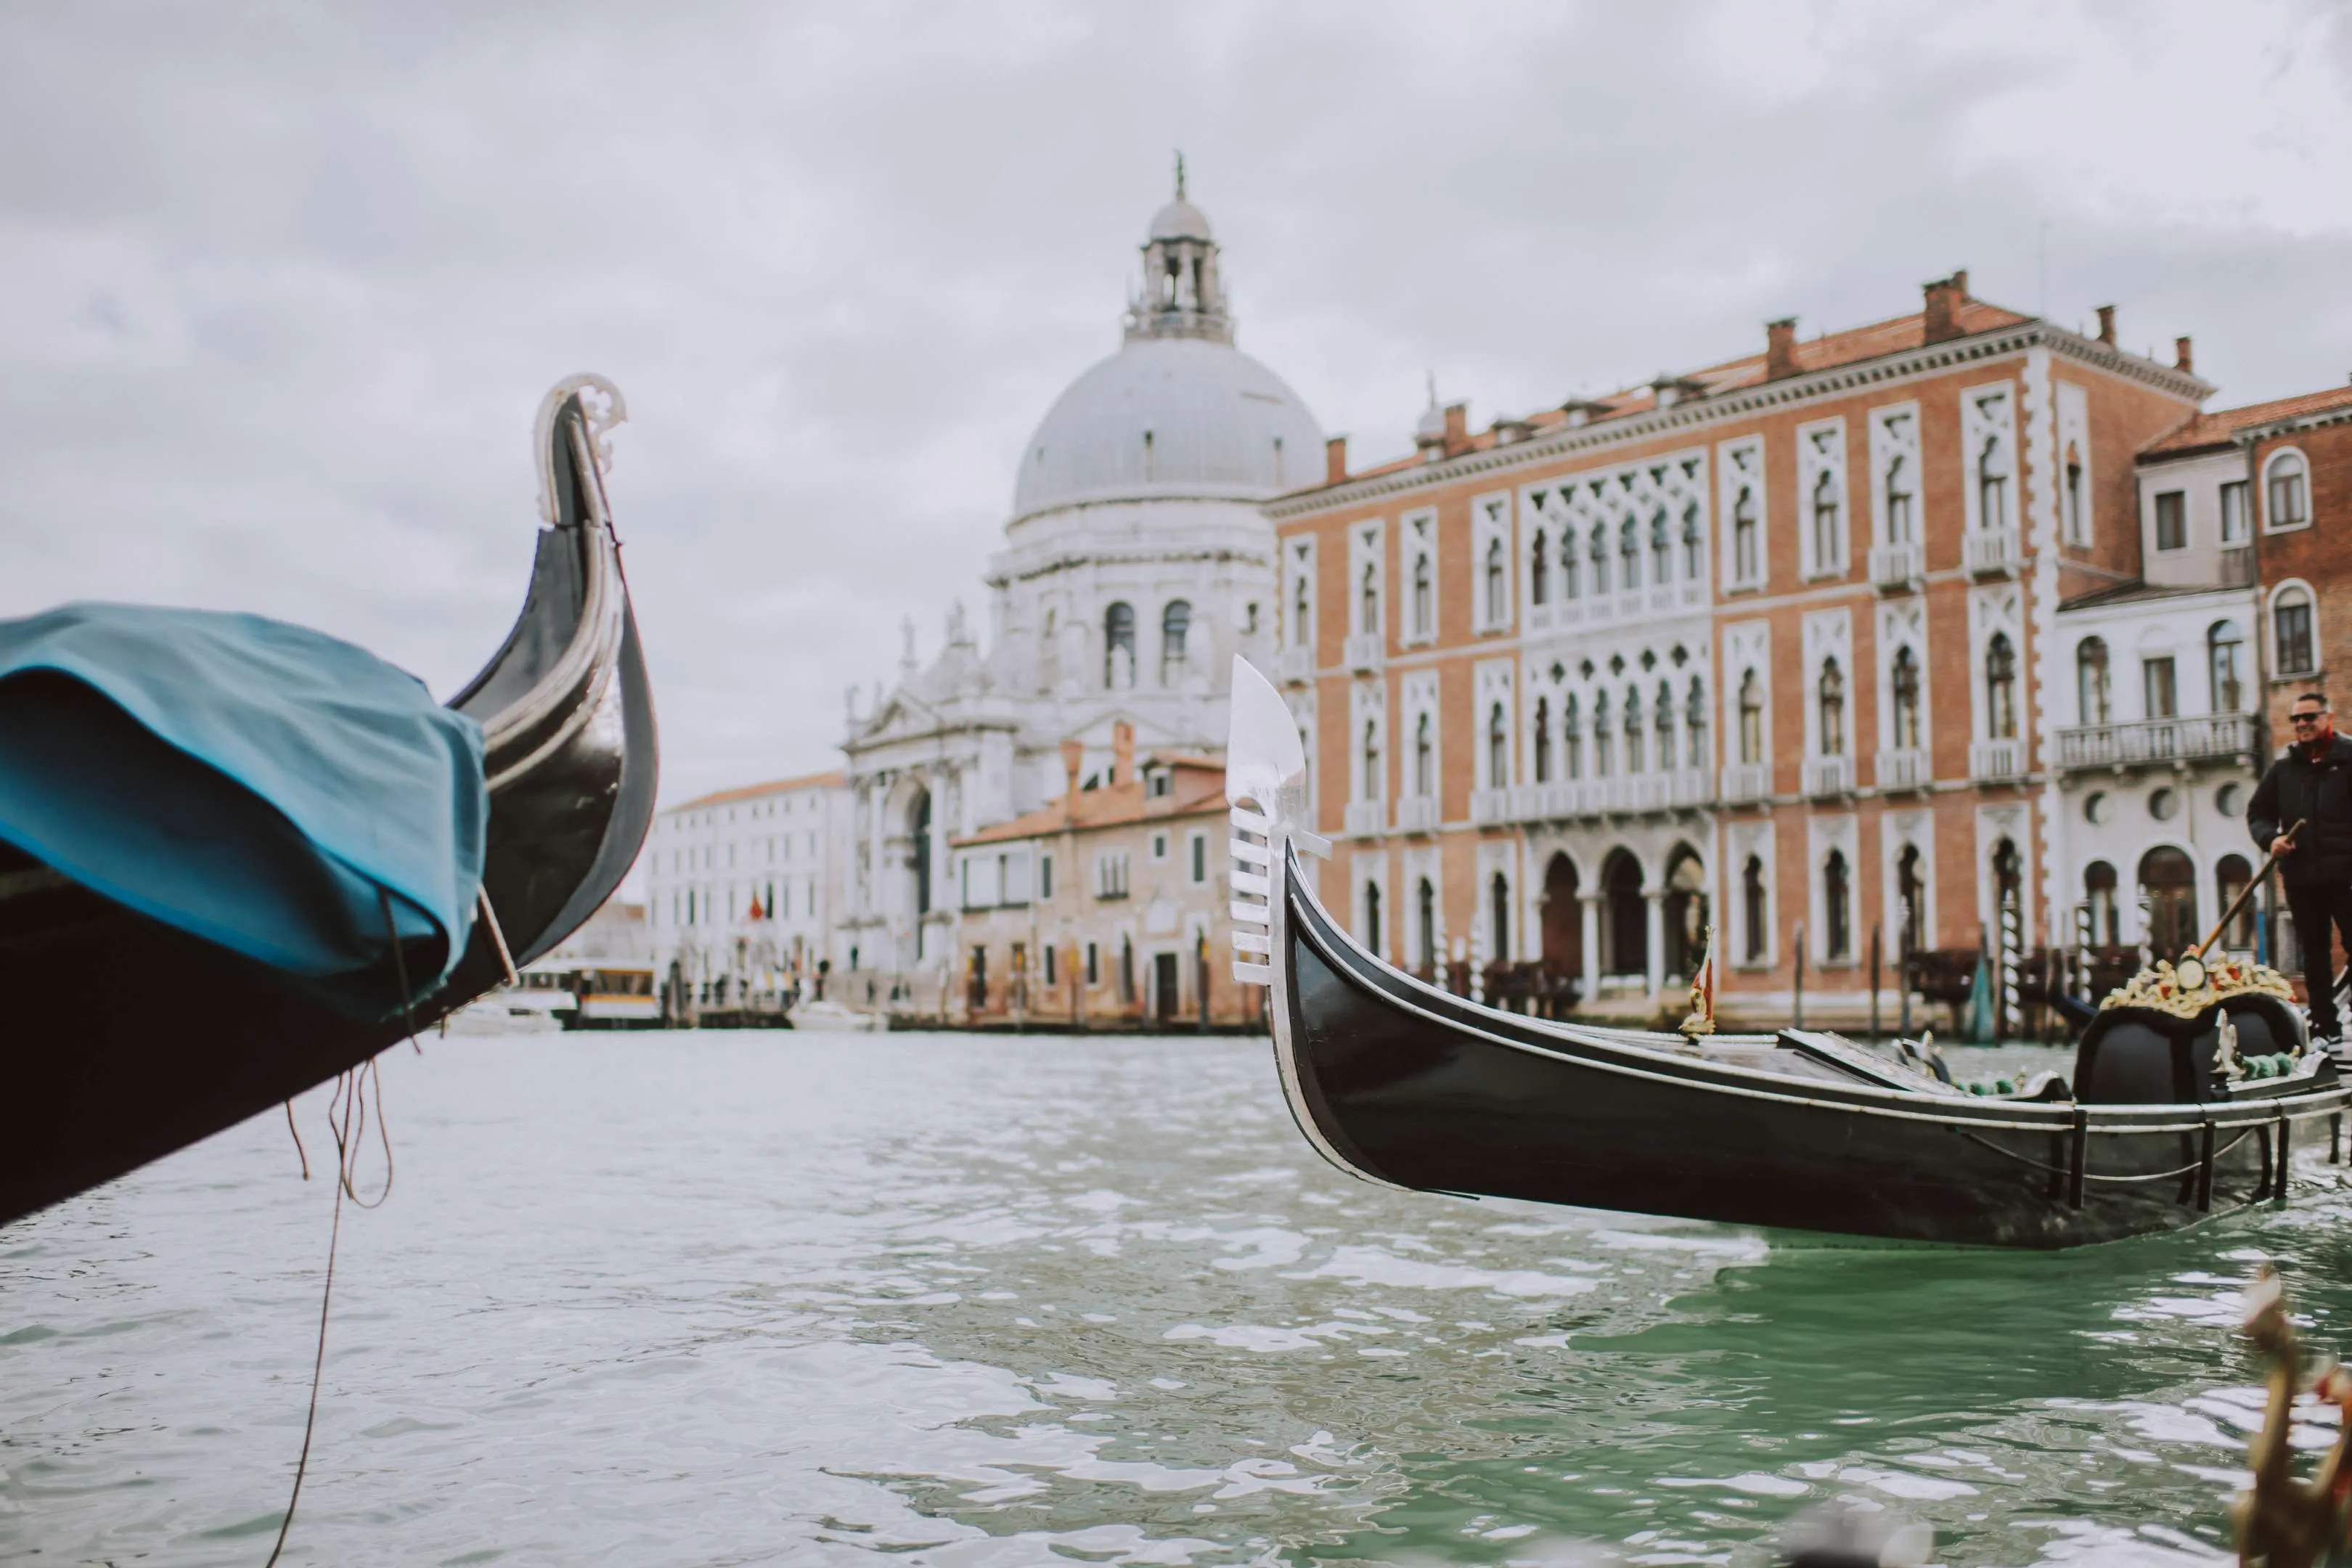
[1223, 656, 2348, 1249]
[0, 376, 656, 1228]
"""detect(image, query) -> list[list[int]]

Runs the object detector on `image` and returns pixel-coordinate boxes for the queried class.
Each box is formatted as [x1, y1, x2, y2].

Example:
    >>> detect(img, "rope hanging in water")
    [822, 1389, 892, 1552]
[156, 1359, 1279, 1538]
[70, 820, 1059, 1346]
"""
[264, 891, 420, 1564]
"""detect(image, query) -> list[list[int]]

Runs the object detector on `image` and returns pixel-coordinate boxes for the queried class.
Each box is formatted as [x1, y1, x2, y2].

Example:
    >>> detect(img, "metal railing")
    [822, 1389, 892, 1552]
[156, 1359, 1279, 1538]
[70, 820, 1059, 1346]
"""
[1720, 761, 1770, 804]
[1803, 755, 1855, 798]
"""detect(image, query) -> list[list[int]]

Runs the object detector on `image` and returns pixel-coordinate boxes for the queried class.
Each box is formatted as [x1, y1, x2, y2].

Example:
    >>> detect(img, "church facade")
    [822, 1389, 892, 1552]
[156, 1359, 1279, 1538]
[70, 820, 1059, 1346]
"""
[829, 179, 1323, 1006]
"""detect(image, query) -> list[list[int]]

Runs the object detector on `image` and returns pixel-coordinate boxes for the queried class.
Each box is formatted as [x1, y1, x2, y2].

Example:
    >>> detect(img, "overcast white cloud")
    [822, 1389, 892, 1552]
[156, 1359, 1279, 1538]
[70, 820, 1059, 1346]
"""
[3, 0, 2349, 810]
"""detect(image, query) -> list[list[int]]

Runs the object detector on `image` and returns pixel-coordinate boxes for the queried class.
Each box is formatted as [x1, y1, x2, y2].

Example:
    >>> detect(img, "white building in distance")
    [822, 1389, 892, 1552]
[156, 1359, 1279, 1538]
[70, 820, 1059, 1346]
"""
[832, 174, 1325, 1001]
[643, 770, 850, 1006]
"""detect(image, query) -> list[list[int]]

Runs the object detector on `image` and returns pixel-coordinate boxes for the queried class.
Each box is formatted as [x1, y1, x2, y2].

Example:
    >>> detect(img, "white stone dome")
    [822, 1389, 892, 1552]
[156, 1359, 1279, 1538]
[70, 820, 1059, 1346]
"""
[1149, 196, 1212, 242]
[1010, 336, 1325, 522]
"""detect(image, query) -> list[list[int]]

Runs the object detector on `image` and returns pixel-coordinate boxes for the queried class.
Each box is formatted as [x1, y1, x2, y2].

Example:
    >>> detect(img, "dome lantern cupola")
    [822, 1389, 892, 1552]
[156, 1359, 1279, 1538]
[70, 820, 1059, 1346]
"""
[1126, 155, 1231, 346]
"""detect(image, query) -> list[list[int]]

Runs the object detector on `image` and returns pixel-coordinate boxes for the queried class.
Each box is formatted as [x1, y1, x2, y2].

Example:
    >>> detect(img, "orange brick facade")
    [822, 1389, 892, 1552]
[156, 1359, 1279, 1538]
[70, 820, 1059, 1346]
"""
[1267, 279, 2214, 1029]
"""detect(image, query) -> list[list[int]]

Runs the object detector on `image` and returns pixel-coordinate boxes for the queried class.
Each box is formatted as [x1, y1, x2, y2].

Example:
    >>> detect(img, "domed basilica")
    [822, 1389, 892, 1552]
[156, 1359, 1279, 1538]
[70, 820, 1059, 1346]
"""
[836, 176, 1323, 980]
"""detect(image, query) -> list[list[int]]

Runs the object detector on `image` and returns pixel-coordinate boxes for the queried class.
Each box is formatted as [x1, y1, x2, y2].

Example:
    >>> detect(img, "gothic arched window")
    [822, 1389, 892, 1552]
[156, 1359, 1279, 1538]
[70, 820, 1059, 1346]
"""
[1159, 599, 1191, 685]
[2064, 441, 2086, 544]
[1885, 453, 1914, 544]
[1650, 510, 1672, 584]
[1733, 488, 1759, 583]
[1590, 526, 1609, 595]
[1564, 695, 1583, 778]
[1891, 645, 1922, 748]
[1360, 563, 1379, 636]
[1532, 698, 1551, 783]
[1620, 519, 1641, 591]
[1412, 554, 1432, 636]
[1624, 687, 1645, 774]
[1362, 719, 1381, 801]
[1417, 878, 1437, 972]
[1490, 871, 1511, 963]
[1365, 879, 1382, 955]
[1986, 633, 2019, 739]
[1812, 469, 1839, 568]
[1415, 711, 1434, 796]
[1739, 671, 1764, 764]
[1686, 677, 1708, 768]
[1978, 434, 2009, 532]
[1681, 503, 1702, 580]
[1824, 849, 1852, 961]
[1818, 658, 1847, 758]
[1291, 571, 1310, 650]
[1563, 530, 1581, 598]
[1484, 539, 1506, 624]
[1741, 854, 1768, 961]
[1594, 693, 1614, 776]
[1103, 601, 1135, 689]
[1530, 531, 1549, 607]
[1655, 679, 1675, 772]
[1487, 702, 1508, 788]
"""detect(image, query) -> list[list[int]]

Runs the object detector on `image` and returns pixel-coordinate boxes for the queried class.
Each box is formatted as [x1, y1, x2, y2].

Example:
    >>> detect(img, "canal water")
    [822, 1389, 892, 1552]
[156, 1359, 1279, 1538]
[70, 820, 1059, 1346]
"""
[3, 1032, 2347, 1567]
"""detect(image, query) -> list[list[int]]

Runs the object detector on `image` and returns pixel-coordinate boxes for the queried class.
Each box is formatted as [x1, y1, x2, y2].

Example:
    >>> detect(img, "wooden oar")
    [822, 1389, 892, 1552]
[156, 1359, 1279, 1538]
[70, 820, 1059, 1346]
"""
[2189, 817, 2305, 961]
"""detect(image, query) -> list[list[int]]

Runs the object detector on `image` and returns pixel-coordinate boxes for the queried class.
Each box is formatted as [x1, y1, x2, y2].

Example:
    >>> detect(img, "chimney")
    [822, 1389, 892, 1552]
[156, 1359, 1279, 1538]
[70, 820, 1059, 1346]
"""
[2095, 305, 2117, 346]
[1922, 272, 1967, 344]
[1442, 401, 1469, 454]
[1061, 738, 1083, 799]
[1324, 434, 1348, 485]
[1111, 721, 1135, 787]
[2174, 335, 2194, 374]
[1765, 317, 1800, 380]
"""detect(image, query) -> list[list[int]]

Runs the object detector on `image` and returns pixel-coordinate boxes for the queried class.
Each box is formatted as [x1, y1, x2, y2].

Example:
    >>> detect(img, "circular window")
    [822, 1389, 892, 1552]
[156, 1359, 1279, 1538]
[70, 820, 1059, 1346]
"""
[2216, 783, 2242, 817]
[2085, 791, 2110, 825]
[2150, 787, 2179, 822]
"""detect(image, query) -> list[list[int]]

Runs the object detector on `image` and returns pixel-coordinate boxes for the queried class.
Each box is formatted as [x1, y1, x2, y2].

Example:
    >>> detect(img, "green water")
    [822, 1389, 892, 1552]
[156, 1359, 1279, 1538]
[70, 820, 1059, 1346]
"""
[2, 1034, 2343, 1565]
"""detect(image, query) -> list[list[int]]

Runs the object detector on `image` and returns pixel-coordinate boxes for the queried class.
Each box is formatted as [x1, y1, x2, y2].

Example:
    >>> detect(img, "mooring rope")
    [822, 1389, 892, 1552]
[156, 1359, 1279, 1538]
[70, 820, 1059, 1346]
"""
[264, 896, 425, 1563]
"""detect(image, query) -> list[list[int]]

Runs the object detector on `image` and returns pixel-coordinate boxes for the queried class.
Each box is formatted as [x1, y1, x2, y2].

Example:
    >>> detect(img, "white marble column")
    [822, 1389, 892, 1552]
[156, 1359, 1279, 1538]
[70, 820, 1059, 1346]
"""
[1643, 890, 1666, 1000]
[1579, 894, 1601, 1005]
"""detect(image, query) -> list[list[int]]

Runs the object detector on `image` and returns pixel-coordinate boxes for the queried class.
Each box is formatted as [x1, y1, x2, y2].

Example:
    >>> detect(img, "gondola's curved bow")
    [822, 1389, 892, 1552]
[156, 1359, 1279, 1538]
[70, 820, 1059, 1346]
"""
[0, 377, 657, 1228]
[1224, 654, 2347, 1249]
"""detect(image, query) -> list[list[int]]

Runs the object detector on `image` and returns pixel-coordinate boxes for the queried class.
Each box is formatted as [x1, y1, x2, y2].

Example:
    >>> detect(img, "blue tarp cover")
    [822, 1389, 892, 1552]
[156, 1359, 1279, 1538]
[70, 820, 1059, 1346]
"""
[0, 603, 486, 1018]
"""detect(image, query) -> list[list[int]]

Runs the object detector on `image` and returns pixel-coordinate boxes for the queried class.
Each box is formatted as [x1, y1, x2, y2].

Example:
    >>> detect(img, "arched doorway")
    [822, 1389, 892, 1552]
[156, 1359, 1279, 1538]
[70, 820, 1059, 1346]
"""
[1662, 845, 1707, 984]
[2138, 846, 2198, 957]
[1896, 844, 1926, 956]
[1416, 878, 1437, 974]
[1489, 871, 1511, 963]
[1541, 853, 1580, 974]
[1601, 849, 1645, 979]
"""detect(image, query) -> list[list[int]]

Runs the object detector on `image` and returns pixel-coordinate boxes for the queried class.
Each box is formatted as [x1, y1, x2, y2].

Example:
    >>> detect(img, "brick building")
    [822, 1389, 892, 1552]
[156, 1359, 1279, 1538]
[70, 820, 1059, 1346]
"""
[946, 724, 1256, 1029]
[1267, 275, 2216, 1028]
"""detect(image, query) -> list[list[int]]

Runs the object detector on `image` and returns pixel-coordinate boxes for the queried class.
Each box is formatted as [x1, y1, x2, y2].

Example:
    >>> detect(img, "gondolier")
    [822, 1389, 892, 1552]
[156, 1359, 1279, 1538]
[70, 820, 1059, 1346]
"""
[2247, 693, 2352, 1048]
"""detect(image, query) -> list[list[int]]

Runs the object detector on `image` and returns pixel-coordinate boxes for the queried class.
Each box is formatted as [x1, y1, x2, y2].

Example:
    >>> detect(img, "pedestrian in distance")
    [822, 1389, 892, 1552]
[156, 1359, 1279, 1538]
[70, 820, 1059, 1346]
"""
[2247, 692, 2352, 1048]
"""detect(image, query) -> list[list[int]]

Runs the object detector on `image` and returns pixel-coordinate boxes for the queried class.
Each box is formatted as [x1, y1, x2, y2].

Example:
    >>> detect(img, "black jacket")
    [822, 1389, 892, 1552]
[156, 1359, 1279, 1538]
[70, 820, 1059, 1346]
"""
[2248, 734, 2352, 889]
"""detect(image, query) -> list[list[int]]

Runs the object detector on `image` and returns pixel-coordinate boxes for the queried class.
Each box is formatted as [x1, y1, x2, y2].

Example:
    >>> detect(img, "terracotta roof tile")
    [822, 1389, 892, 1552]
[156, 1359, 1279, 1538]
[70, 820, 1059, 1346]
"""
[953, 767, 1228, 848]
[1306, 299, 2041, 493]
[2140, 383, 2352, 457]
[669, 769, 845, 812]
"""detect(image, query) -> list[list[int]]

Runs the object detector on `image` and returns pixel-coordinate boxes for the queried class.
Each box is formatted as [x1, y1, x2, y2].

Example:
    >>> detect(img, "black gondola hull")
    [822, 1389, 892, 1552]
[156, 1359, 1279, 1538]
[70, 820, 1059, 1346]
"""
[1273, 846, 2345, 1249]
[0, 383, 655, 1229]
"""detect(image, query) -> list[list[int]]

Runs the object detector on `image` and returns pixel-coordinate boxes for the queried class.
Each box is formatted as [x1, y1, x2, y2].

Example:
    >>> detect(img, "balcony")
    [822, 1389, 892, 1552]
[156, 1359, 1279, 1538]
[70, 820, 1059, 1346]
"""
[1395, 795, 1441, 834]
[1274, 645, 1314, 685]
[1969, 737, 2027, 783]
[1964, 529, 2021, 578]
[1803, 755, 1855, 799]
[1469, 786, 1513, 826]
[1720, 762, 1771, 804]
[1876, 746, 1929, 792]
[1670, 770, 1712, 808]
[2054, 712, 2261, 772]
[1342, 800, 1387, 838]
[1869, 540, 1924, 592]
[1343, 632, 1384, 673]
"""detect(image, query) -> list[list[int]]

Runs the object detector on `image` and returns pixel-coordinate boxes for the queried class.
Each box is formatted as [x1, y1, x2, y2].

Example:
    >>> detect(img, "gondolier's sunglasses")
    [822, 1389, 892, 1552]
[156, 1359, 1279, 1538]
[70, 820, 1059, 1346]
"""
[2293, 711, 2325, 724]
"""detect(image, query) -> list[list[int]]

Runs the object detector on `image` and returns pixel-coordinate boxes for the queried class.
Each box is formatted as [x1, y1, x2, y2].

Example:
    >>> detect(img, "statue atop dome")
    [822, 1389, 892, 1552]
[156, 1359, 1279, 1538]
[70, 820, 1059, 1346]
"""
[1127, 154, 1231, 346]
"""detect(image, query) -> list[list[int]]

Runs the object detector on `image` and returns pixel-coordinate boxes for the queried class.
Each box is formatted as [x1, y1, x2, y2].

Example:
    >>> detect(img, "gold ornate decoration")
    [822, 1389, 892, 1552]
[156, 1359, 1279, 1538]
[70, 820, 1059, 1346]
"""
[2098, 955, 2296, 1019]
[1678, 923, 1717, 1039]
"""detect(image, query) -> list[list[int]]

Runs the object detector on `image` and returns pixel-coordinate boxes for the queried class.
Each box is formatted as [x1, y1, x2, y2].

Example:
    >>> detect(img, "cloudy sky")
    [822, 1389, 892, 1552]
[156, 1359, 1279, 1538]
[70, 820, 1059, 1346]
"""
[4, 0, 2349, 812]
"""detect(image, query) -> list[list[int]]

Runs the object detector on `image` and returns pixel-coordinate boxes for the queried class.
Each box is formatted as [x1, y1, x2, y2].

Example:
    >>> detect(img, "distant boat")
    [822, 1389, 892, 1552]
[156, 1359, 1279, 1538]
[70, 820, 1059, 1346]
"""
[1222, 656, 2347, 1249]
[0, 377, 658, 1228]
[788, 998, 883, 1034]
